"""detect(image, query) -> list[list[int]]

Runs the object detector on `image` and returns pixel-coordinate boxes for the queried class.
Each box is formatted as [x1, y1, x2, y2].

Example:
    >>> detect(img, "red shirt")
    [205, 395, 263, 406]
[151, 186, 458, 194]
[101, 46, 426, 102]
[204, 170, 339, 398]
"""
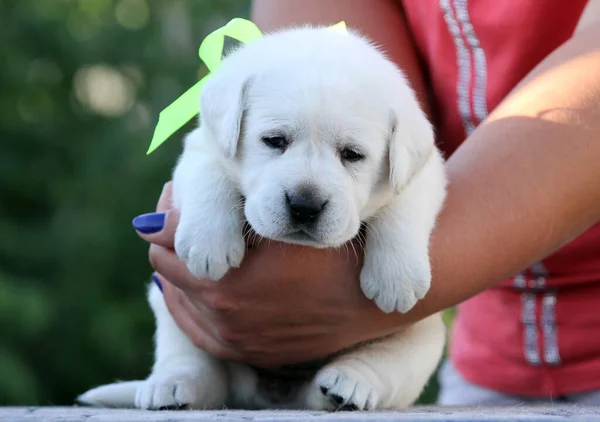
[402, 0, 600, 396]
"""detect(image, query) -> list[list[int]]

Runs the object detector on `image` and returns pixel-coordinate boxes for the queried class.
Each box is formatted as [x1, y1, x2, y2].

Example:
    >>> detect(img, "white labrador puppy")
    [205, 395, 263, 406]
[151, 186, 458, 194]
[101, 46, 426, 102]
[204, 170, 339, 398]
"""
[78, 25, 447, 411]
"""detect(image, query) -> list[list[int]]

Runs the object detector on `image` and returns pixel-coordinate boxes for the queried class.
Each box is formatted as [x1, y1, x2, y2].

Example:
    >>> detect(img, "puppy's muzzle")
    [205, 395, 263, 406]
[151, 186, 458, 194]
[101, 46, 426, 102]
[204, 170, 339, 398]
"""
[285, 191, 328, 225]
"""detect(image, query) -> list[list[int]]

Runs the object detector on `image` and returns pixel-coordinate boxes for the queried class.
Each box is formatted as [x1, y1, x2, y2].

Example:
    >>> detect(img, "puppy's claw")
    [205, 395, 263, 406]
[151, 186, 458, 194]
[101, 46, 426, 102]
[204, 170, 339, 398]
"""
[315, 367, 379, 411]
[330, 394, 345, 405]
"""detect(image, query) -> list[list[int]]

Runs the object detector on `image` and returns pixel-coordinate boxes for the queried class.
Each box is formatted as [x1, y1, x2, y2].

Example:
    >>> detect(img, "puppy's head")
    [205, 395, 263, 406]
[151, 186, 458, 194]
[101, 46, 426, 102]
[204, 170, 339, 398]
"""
[200, 27, 434, 248]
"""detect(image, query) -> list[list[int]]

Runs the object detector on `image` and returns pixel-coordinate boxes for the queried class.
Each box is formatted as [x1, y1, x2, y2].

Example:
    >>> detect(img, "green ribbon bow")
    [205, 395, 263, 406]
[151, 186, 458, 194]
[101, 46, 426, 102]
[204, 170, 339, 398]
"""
[146, 18, 348, 155]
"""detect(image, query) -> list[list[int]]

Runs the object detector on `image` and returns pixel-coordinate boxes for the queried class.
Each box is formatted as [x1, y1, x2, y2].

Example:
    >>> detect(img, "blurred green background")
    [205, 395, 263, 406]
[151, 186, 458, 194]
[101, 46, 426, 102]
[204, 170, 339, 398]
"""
[0, 0, 450, 407]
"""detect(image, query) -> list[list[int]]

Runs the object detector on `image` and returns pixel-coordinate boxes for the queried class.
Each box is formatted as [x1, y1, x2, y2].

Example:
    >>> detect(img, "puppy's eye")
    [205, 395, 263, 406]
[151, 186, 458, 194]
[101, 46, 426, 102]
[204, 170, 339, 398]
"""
[262, 135, 288, 149]
[340, 148, 365, 162]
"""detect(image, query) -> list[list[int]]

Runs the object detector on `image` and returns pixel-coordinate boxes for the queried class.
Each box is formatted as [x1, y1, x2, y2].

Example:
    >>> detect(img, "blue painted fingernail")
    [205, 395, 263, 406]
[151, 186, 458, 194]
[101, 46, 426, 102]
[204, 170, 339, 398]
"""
[152, 274, 163, 292]
[132, 212, 166, 234]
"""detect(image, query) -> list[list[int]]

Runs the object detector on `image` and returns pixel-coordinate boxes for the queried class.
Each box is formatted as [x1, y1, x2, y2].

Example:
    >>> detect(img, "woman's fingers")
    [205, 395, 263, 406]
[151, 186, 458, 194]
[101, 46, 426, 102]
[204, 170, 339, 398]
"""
[132, 182, 180, 249]
[133, 210, 180, 249]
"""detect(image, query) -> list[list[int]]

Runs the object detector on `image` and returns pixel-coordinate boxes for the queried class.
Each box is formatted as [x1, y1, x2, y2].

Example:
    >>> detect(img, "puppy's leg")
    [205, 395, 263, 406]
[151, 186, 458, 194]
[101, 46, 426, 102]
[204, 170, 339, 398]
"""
[361, 153, 447, 313]
[172, 138, 245, 281]
[135, 283, 228, 410]
[306, 314, 445, 411]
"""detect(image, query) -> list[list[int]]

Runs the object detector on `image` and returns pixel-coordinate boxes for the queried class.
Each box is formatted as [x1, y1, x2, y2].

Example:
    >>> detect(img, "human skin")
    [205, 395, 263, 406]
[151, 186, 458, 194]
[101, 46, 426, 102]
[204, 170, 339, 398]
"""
[137, 0, 600, 368]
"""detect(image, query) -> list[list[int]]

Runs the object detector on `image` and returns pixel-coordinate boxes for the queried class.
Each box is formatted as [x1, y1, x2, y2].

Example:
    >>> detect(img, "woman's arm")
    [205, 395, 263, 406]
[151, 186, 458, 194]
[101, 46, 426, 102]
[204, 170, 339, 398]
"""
[141, 8, 600, 367]
[413, 21, 600, 321]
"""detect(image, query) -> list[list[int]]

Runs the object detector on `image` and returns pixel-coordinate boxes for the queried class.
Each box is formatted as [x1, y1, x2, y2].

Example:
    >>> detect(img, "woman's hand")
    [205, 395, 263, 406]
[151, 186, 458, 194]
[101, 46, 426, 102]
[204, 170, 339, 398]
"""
[133, 182, 404, 368]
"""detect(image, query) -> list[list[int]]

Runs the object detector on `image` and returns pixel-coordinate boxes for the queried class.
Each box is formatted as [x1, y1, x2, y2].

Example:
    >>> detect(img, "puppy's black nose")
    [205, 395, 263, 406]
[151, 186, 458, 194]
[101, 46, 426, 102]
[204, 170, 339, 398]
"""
[286, 192, 327, 224]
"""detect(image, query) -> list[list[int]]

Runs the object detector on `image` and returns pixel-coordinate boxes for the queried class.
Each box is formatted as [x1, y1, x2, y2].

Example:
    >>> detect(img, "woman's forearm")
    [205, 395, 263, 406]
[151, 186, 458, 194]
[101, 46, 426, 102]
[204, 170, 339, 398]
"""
[408, 23, 600, 322]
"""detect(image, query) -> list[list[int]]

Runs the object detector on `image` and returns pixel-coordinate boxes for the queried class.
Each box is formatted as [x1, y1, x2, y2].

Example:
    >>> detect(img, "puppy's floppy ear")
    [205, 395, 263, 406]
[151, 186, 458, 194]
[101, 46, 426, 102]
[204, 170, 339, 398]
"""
[388, 102, 435, 194]
[200, 69, 250, 158]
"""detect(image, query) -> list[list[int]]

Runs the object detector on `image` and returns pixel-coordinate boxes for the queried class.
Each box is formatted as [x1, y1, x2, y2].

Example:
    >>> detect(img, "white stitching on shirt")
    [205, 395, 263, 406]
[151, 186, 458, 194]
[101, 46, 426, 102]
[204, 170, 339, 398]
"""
[532, 262, 562, 365]
[439, 0, 475, 135]
[454, 0, 489, 124]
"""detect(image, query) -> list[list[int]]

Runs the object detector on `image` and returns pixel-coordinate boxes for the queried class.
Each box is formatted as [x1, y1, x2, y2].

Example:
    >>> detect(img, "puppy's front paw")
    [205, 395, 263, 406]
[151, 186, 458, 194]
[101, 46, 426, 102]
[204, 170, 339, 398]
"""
[313, 367, 379, 411]
[135, 371, 219, 410]
[360, 254, 431, 313]
[175, 215, 245, 281]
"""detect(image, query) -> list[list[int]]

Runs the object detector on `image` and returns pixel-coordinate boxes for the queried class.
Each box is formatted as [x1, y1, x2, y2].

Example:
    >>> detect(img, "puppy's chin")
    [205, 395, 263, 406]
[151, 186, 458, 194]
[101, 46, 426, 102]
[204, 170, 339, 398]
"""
[249, 225, 338, 248]
[276, 231, 334, 248]
[250, 223, 360, 249]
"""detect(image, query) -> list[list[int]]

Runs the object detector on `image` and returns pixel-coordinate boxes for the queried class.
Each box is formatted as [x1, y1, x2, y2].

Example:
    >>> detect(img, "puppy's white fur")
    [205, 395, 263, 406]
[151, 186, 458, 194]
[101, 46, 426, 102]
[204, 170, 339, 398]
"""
[79, 26, 447, 411]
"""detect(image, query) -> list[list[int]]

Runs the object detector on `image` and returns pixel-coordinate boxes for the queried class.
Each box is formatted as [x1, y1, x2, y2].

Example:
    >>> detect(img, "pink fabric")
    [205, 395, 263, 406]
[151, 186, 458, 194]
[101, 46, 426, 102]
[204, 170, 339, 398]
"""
[402, 0, 600, 396]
